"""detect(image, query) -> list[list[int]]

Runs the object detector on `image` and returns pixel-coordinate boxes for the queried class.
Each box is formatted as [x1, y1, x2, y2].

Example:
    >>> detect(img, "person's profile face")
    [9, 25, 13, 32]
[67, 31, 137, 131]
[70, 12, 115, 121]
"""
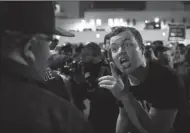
[31, 34, 51, 74]
[110, 30, 143, 74]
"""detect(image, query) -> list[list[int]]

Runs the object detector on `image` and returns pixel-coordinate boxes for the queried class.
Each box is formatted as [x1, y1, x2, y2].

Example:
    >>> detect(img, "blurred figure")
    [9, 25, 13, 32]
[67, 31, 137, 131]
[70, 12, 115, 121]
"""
[73, 43, 84, 62]
[61, 42, 73, 56]
[152, 40, 172, 67]
[178, 43, 186, 55]
[184, 46, 190, 101]
[72, 42, 119, 133]
[0, 2, 93, 133]
[144, 45, 158, 61]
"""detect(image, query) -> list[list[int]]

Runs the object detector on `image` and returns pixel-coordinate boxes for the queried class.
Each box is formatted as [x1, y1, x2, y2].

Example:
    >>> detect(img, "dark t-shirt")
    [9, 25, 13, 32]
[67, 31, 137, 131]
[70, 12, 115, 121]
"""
[119, 60, 188, 133]
[129, 61, 187, 110]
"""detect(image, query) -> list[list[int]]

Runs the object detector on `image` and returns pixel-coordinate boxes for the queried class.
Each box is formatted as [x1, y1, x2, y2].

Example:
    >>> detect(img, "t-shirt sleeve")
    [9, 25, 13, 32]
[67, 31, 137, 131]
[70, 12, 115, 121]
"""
[150, 72, 188, 110]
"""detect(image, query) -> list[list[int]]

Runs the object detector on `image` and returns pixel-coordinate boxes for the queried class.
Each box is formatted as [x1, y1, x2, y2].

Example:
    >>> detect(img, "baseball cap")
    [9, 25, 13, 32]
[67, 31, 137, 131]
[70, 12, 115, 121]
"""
[1, 2, 74, 37]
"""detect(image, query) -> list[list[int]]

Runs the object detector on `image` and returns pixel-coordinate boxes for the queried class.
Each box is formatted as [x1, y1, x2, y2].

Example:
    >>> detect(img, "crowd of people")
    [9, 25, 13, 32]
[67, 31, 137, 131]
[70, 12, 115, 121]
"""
[1, 2, 190, 133]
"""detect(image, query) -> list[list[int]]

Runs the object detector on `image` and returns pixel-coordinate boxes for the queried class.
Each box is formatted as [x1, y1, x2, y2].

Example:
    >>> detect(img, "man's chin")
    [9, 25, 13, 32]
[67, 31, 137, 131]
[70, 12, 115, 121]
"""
[122, 66, 134, 75]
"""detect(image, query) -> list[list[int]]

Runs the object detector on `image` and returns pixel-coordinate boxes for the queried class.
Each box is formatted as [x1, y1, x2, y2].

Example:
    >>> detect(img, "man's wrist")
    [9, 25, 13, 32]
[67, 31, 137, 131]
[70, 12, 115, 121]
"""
[120, 92, 132, 103]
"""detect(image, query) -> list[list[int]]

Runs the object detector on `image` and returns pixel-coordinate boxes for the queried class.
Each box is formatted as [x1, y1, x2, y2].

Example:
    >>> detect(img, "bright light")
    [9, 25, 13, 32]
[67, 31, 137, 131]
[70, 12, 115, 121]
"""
[78, 23, 84, 32]
[81, 19, 86, 24]
[162, 32, 166, 36]
[90, 19, 95, 25]
[96, 19, 102, 26]
[108, 18, 114, 27]
[154, 17, 160, 23]
[114, 18, 120, 26]
[155, 24, 160, 27]
[54, 35, 60, 40]
[119, 18, 123, 23]
[120, 22, 127, 26]
[145, 20, 149, 23]
[147, 42, 151, 45]
[96, 34, 100, 38]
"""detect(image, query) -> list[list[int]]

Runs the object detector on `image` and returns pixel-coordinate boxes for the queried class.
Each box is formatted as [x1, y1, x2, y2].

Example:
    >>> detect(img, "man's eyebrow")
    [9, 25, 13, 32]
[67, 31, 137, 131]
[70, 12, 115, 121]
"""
[120, 38, 131, 45]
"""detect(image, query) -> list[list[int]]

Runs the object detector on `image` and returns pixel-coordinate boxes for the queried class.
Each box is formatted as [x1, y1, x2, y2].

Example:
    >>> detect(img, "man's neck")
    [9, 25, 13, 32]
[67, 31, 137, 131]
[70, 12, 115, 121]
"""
[128, 61, 150, 86]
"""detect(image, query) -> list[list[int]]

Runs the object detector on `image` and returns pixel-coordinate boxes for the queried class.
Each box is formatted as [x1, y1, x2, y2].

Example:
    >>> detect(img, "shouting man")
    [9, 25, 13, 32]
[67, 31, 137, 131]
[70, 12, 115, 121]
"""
[98, 27, 187, 133]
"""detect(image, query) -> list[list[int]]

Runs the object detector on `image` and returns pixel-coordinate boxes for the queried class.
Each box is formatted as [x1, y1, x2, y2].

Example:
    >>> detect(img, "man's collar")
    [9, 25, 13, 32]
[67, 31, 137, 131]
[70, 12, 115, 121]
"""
[128, 62, 150, 85]
[1, 57, 43, 82]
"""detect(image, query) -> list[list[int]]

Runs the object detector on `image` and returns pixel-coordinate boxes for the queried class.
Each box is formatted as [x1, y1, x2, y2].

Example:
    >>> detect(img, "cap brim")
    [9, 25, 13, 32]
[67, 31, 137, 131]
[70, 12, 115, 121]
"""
[54, 27, 75, 37]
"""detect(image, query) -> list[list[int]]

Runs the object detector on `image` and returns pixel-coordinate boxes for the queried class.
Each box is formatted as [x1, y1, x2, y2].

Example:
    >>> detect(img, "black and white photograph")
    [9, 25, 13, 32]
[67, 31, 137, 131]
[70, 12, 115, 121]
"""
[1, 1, 190, 133]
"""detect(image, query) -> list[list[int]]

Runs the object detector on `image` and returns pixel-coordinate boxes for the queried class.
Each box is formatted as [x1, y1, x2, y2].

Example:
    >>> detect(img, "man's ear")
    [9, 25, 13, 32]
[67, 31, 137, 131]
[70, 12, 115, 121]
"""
[22, 36, 36, 64]
[141, 45, 145, 55]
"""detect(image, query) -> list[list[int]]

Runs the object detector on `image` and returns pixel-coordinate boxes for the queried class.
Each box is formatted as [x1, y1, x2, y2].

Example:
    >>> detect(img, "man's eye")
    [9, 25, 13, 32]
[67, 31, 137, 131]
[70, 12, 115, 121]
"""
[111, 47, 118, 52]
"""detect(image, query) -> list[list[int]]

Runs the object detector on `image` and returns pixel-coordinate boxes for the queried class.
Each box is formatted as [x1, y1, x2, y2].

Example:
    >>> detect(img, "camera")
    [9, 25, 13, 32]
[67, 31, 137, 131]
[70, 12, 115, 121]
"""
[62, 59, 83, 76]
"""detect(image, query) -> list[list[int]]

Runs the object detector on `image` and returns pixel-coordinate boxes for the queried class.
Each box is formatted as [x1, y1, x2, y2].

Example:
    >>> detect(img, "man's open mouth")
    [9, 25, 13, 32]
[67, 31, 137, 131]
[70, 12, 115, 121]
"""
[119, 57, 131, 68]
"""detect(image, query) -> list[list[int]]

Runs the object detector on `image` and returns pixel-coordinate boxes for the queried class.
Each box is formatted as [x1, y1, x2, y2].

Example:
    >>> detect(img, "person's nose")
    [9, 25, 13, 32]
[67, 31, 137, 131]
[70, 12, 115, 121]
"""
[118, 45, 127, 54]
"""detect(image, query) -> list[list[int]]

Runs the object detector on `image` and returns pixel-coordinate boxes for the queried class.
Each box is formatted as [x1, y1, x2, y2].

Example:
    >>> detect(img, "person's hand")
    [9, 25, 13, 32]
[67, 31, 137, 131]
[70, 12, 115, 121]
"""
[98, 62, 127, 100]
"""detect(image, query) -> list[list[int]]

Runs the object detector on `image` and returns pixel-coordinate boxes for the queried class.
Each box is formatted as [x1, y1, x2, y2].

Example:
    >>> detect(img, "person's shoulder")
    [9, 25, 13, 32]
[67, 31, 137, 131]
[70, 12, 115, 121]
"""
[147, 60, 187, 110]
[149, 60, 177, 80]
[1, 77, 92, 133]
[26, 84, 92, 133]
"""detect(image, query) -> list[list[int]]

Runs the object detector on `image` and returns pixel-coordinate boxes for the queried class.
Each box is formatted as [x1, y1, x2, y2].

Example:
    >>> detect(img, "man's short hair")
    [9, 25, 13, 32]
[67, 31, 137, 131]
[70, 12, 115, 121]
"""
[105, 26, 144, 49]
[83, 42, 102, 57]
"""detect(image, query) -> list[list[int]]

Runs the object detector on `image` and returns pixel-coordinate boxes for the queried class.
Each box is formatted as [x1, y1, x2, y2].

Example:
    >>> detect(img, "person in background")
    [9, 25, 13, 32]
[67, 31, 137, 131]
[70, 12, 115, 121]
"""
[173, 44, 190, 133]
[152, 40, 172, 67]
[1, 2, 93, 133]
[99, 26, 187, 133]
[72, 42, 119, 133]
[44, 32, 75, 104]
[144, 45, 158, 61]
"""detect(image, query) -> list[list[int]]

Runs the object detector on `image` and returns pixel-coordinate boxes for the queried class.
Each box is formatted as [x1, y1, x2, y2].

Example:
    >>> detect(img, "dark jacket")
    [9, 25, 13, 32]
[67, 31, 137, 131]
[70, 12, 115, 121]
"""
[44, 68, 74, 103]
[0, 57, 93, 133]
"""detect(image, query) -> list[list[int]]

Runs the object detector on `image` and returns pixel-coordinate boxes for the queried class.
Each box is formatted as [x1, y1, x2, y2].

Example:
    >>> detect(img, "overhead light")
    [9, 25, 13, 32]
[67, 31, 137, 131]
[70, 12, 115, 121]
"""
[162, 32, 166, 36]
[108, 18, 114, 27]
[90, 19, 95, 25]
[154, 17, 160, 23]
[155, 24, 160, 27]
[96, 34, 100, 38]
[119, 18, 123, 23]
[145, 20, 149, 23]
[114, 18, 120, 26]
[96, 19, 102, 26]
[147, 42, 151, 45]
[81, 19, 86, 24]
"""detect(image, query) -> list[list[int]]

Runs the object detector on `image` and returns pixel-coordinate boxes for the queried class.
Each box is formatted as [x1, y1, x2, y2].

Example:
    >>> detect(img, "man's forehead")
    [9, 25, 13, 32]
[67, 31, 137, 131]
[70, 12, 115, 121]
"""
[110, 30, 133, 44]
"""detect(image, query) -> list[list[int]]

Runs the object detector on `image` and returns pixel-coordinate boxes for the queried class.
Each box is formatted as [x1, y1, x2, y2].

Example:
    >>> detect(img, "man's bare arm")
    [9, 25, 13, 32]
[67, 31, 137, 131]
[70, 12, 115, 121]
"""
[121, 93, 177, 133]
[116, 107, 129, 133]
